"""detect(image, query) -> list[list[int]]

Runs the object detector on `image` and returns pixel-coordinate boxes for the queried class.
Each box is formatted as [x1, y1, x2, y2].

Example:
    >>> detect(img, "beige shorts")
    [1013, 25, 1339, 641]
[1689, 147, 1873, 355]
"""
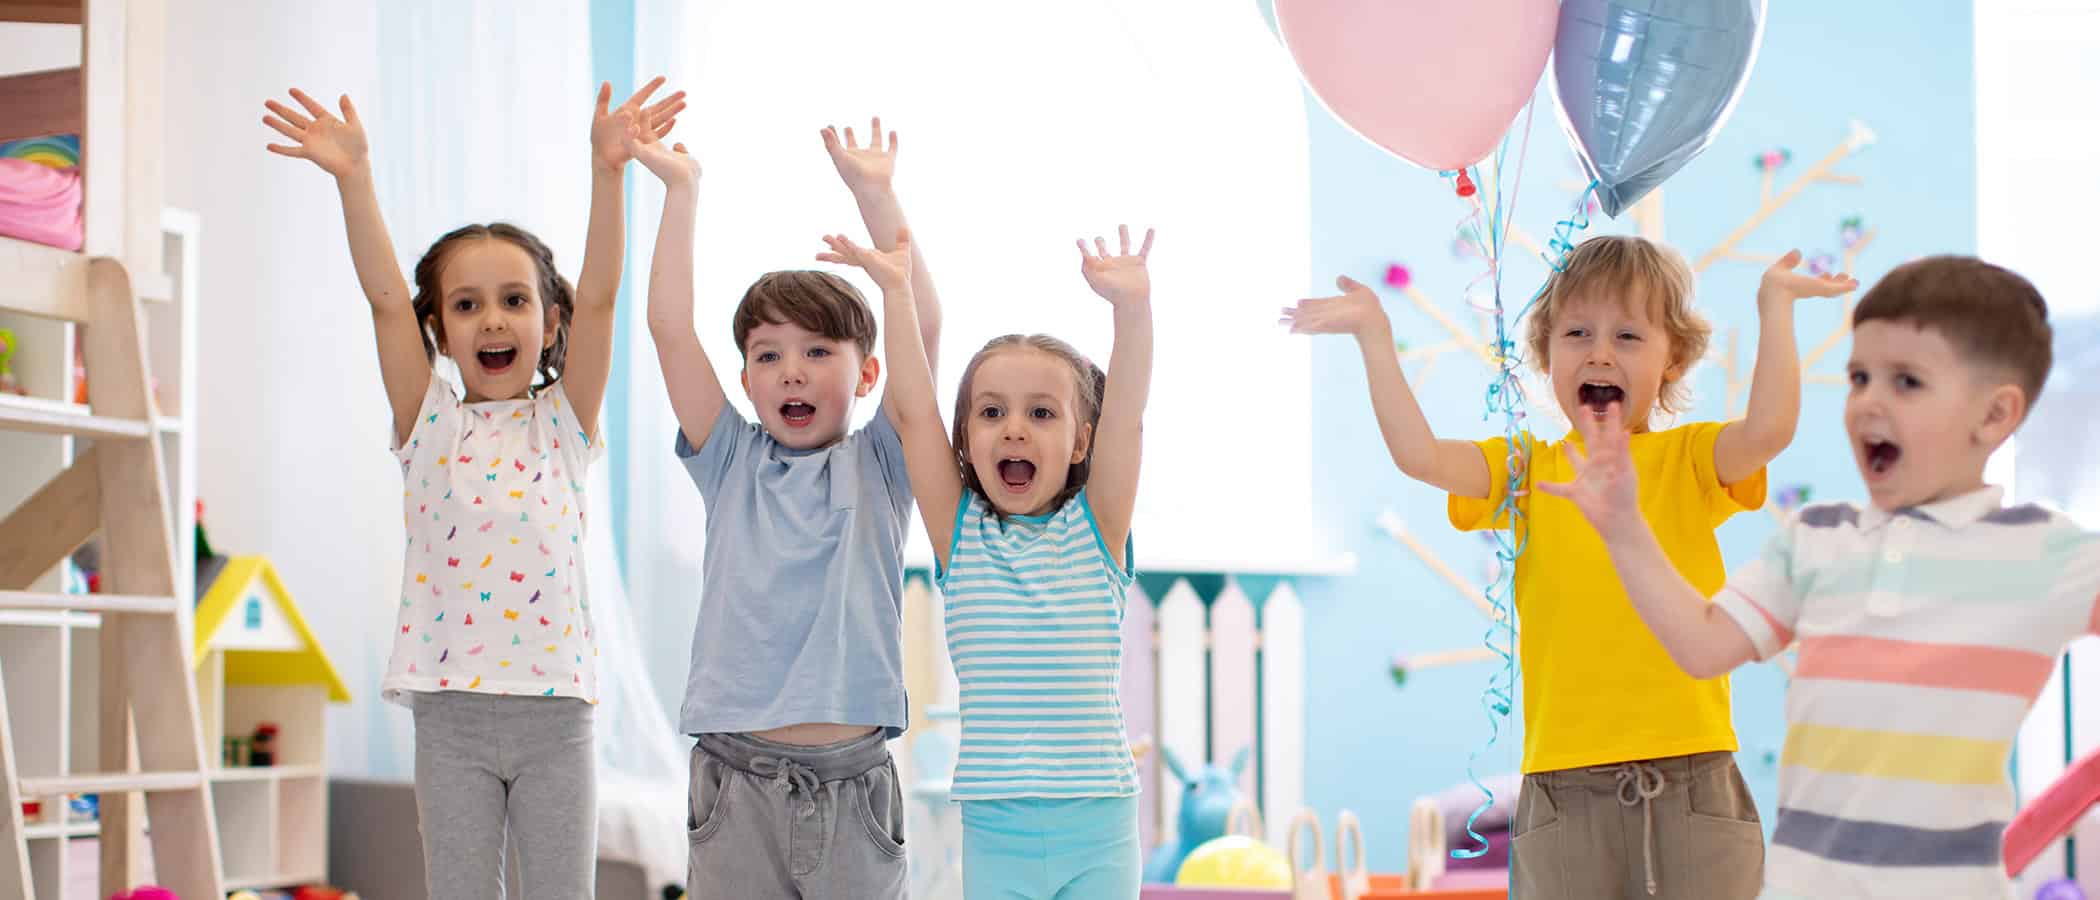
[1512, 750, 1765, 900]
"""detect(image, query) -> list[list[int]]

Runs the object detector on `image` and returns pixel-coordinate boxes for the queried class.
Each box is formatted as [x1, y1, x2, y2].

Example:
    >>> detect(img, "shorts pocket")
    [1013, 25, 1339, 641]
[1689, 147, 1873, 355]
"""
[688, 748, 733, 844]
[854, 760, 907, 858]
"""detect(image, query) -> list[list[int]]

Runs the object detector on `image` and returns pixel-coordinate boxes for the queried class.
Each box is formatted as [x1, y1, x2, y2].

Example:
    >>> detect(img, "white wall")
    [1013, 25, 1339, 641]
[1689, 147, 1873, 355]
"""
[164, 0, 402, 776]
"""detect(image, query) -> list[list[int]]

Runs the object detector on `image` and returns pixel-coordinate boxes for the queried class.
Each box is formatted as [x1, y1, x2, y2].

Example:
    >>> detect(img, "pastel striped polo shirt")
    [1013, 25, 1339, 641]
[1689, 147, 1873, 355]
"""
[936, 488, 1140, 801]
[1715, 485, 2100, 900]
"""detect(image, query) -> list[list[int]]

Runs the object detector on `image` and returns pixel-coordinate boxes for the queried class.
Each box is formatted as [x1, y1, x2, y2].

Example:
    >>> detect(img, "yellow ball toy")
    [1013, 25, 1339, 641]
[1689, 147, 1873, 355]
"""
[228, 893, 263, 900]
[1173, 834, 1292, 888]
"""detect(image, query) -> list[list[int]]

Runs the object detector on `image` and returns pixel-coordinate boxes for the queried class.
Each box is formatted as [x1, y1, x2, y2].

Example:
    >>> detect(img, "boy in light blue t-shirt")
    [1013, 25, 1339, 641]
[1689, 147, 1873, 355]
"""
[627, 117, 942, 900]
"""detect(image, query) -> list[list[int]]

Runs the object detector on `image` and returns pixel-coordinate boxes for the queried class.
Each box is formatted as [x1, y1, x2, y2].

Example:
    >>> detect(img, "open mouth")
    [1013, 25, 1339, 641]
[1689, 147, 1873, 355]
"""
[779, 401, 816, 427]
[476, 347, 519, 373]
[1578, 382, 1625, 415]
[1864, 439, 1902, 476]
[996, 458, 1037, 493]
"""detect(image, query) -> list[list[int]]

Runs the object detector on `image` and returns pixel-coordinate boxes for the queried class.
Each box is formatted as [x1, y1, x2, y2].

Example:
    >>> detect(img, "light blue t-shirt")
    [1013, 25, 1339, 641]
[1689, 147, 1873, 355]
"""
[675, 403, 912, 737]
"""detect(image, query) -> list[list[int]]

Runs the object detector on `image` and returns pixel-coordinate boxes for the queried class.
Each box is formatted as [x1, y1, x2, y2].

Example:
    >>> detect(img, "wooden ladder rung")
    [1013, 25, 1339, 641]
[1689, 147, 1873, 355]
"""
[0, 394, 150, 440]
[19, 771, 206, 796]
[0, 591, 177, 614]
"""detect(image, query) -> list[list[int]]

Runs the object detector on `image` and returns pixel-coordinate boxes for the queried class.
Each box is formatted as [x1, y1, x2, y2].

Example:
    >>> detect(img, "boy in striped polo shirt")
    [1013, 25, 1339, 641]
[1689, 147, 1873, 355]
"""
[1543, 255, 2100, 899]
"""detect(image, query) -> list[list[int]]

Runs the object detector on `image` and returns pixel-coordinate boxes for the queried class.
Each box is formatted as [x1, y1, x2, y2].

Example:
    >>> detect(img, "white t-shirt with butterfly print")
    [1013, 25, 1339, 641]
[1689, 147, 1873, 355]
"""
[382, 376, 603, 706]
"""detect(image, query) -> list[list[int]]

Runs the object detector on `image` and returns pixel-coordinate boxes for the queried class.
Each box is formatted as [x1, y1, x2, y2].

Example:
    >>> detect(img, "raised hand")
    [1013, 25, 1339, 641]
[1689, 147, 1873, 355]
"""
[822, 117, 897, 194]
[263, 89, 370, 180]
[623, 119, 698, 187]
[1280, 275, 1391, 339]
[818, 227, 914, 294]
[1759, 249, 1859, 306]
[1077, 225, 1155, 308]
[1536, 400, 1643, 538]
[592, 76, 685, 173]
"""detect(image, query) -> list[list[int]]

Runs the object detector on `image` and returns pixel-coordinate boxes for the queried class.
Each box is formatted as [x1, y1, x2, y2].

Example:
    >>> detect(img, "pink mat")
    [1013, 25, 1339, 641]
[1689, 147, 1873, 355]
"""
[0, 157, 85, 251]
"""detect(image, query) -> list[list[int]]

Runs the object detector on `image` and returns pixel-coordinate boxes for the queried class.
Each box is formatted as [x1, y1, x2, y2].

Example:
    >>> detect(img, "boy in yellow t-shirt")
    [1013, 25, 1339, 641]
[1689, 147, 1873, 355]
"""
[1284, 235, 1855, 900]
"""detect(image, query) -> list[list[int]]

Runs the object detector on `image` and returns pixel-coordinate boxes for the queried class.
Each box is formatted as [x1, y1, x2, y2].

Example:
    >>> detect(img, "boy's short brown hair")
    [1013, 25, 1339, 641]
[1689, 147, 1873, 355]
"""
[731, 270, 878, 359]
[1853, 256, 2052, 408]
[1526, 234, 1711, 415]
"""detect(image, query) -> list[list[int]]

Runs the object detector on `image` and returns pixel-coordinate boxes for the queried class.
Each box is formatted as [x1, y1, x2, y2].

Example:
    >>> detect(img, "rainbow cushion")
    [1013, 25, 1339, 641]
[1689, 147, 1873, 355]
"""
[0, 134, 81, 170]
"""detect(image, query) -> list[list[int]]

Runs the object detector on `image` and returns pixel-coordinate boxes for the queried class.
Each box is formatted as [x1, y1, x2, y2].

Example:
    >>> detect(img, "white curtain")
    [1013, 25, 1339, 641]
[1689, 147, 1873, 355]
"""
[622, 0, 1319, 719]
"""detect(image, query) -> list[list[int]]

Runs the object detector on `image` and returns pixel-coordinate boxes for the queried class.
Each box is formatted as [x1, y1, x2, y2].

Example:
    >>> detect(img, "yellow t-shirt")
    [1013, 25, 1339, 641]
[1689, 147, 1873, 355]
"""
[1447, 421, 1766, 773]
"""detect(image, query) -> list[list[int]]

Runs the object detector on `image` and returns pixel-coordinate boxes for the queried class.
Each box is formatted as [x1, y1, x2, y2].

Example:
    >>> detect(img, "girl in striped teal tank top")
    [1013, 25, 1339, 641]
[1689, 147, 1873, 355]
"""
[818, 223, 1157, 899]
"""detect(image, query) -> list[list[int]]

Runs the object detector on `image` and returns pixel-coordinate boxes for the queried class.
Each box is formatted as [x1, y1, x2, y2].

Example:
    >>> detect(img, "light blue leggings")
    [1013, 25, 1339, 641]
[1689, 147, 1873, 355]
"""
[961, 796, 1141, 900]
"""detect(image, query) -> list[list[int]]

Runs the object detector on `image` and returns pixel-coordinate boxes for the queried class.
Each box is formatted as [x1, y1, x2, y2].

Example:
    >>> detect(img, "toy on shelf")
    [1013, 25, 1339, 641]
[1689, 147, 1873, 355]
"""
[1144, 746, 1255, 883]
[0, 327, 25, 395]
[108, 887, 178, 900]
[251, 723, 280, 766]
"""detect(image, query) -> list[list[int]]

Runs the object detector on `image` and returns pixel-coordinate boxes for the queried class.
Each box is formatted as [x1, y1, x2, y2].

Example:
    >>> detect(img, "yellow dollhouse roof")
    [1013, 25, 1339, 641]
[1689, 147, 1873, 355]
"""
[192, 556, 351, 703]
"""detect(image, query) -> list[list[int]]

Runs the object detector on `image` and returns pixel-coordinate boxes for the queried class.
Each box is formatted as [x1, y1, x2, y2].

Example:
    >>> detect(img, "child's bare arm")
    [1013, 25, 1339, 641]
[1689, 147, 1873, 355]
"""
[628, 127, 729, 452]
[1079, 227, 1154, 565]
[1716, 250, 1858, 484]
[1283, 276, 1489, 497]
[1541, 402, 1758, 678]
[265, 89, 428, 446]
[569, 77, 685, 440]
[823, 120, 944, 381]
[819, 229, 963, 568]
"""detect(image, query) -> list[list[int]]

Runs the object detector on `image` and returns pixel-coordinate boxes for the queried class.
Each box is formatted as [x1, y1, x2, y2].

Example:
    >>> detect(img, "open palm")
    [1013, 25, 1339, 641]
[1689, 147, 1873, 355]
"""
[592, 76, 684, 172]
[1761, 249, 1859, 302]
[1281, 275, 1387, 338]
[818, 228, 913, 294]
[1537, 402, 1644, 537]
[822, 118, 897, 193]
[1078, 225, 1155, 307]
[263, 89, 368, 179]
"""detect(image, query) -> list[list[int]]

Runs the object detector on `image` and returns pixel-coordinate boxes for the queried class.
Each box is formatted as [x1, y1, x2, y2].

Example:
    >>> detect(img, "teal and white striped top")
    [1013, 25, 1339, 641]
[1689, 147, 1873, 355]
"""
[936, 488, 1140, 801]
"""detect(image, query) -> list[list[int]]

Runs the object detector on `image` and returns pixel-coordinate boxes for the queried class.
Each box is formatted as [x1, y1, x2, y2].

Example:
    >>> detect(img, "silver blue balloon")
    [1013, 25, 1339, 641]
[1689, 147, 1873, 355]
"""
[1551, 0, 1767, 218]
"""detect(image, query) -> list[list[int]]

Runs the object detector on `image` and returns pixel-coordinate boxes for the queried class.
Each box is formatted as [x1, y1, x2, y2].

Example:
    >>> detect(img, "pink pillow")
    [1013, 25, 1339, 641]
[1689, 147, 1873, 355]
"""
[0, 157, 84, 251]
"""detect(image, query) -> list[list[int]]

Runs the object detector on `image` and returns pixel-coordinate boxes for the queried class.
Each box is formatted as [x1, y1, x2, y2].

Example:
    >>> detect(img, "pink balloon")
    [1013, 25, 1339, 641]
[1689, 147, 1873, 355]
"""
[1275, 0, 1559, 170]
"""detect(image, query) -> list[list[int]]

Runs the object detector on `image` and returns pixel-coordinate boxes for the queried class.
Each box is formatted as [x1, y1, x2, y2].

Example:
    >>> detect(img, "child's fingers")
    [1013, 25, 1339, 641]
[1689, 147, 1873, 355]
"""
[844, 126, 858, 150]
[1775, 248, 1803, 270]
[1335, 274, 1367, 293]
[869, 116, 882, 146]
[339, 95, 361, 128]
[1118, 224, 1131, 256]
[820, 127, 841, 153]
[1095, 236, 1111, 258]
[887, 129, 898, 154]
[816, 252, 850, 265]
[1138, 227, 1156, 259]
[673, 143, 687, 154]
[625, 75, 667, 110]
[595, 81, 612, 117]
[1075, 239, 1093, 260]
[264, 100, 313, 130]
[287, 88, 330, 121]
[654, 117, 677, 139]
[1534, 478, 1573, 499]
[263, 143, 305, 158]
[262, 115, 304, 141]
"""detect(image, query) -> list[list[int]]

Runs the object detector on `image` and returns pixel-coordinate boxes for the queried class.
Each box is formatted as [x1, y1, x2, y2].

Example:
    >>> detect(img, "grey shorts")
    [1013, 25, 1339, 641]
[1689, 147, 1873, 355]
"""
[686, 730, 907, 900]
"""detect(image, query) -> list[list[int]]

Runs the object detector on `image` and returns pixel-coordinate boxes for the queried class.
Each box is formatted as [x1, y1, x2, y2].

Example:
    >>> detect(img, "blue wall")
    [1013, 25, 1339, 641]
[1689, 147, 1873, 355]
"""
[1289, 2, 1977, 872]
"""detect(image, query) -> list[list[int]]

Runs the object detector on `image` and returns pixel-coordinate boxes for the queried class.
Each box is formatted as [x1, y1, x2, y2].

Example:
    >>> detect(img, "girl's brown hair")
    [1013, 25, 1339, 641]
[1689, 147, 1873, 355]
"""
[1525, 234, 1710, 415]
[410, 223, 575, 387]
[951, 334, 1107, 516]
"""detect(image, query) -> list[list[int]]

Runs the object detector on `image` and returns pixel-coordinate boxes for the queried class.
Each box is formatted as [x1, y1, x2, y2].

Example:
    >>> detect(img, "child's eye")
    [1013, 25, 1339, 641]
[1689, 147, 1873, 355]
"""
[1617, 332, 1641, 342]
[807, 347, 831, 359]
[755, 351, 779, 363]
[1896, 373, 1923, 390]
[454, 299, 476, 313]
[505, 294, 528, 308]
[1030, 407, 1055, 420]
[980, 406, 1003, 420]
[1563, 328, 1588, 339]
[1848, 370, 1868, 388]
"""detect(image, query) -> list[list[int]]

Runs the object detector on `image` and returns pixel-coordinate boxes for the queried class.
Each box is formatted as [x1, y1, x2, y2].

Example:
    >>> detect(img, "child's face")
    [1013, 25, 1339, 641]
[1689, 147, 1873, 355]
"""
[1844, 320, 2020, 510]
[436, 240, 555, 402]
[962, 348, 1092, 517]
[1545, 292, 1680, 432]
[738, 320, 878, 450]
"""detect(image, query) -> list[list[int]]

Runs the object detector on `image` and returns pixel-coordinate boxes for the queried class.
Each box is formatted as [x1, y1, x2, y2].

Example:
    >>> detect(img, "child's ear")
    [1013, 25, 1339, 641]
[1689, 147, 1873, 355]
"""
[1071, 421, 1094, 464]
[738, 367, 752, 399]
[1976, 381, 2027, 448]
[543, 303, 560, 349]
[856, 353, 881, 398]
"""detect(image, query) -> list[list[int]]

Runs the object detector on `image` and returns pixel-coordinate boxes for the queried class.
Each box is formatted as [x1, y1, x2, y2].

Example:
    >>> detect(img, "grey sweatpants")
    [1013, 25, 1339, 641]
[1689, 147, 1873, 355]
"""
[686, 730, 907, 900]
[413, 691, 597, 900]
